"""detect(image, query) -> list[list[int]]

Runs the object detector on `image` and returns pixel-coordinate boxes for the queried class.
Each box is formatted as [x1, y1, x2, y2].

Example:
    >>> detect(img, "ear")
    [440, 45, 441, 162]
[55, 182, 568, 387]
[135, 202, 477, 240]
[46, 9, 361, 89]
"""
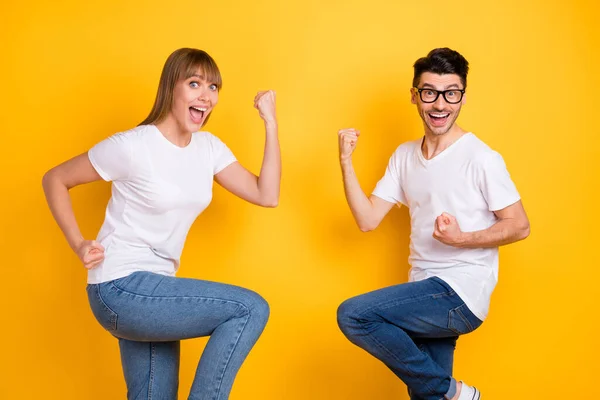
[410, 88, 417, 105]
[461, 92, 467, 105]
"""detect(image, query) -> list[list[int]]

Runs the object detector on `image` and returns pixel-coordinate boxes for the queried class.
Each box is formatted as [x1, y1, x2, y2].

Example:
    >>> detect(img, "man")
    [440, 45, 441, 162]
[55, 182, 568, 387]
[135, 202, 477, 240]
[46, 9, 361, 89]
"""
[336, 48, 530, 400]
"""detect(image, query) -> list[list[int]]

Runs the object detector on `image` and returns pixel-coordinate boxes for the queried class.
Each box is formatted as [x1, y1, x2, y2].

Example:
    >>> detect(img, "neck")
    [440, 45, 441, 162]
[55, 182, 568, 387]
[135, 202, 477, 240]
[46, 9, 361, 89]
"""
[155, 115, 193, 148]
[421, 124, 467, 160]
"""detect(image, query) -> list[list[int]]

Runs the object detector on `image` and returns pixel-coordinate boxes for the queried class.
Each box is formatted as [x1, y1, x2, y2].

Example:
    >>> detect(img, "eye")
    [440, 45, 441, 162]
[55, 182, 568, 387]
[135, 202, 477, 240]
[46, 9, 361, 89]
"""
[189, 81, 199, 88]
[425, 90, 436, 96]
[446, 91, 456, 97]
[209, 84, 218, 91]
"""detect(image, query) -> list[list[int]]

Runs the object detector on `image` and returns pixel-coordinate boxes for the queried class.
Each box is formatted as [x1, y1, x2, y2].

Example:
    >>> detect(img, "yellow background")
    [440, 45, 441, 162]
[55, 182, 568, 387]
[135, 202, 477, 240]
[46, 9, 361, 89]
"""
[1, 0, 598, 398]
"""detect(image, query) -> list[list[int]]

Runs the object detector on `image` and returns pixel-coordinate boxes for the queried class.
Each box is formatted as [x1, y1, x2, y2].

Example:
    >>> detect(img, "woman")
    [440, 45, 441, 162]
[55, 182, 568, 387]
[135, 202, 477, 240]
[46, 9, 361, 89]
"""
[42, 48, 280, 400]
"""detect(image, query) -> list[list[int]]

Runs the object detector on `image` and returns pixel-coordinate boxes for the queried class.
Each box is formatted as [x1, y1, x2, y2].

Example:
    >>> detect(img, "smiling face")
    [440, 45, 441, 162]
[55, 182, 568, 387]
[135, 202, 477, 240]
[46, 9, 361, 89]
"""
[411, 72, 466, 137]
[138, 48, 223, 131]
[170, 69, 219, 133]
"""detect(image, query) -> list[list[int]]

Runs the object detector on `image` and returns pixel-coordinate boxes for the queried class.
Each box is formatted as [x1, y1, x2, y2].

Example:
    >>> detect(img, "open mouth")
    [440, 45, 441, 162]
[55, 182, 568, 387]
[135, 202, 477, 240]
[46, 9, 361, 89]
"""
[189, 106, 207, 124]
[429, 112, 450, 127]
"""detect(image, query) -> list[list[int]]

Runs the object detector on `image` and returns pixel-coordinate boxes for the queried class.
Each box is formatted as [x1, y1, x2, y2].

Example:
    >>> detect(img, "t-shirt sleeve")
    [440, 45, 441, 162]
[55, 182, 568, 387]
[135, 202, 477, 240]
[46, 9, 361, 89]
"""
[372, 148, 407, 206]
[209, 134, 237, 175]
[479, 151, 521, 211]
[87, 132, 133, 181]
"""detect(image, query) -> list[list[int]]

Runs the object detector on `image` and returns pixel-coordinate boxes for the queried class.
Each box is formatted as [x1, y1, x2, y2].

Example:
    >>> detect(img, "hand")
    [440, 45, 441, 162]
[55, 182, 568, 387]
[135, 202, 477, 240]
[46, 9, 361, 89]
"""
[75, 240, 105, 269]
[254, 90, 277, 123]
[338, 128, 360, 162]
[433, 212, 464, 247]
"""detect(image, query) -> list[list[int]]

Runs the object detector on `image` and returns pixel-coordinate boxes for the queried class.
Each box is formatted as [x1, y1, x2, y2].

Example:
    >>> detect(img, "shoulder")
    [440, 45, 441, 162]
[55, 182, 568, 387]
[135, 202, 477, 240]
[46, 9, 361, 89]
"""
[103, 124, 155, 145]
[193, 130, 219, 142]
[464, 133, 504, 164]
[193, 131, 225, 147]
[122, 124, 155, 139]
[193, 131, 231, 154]
[390, 137, 421, 160]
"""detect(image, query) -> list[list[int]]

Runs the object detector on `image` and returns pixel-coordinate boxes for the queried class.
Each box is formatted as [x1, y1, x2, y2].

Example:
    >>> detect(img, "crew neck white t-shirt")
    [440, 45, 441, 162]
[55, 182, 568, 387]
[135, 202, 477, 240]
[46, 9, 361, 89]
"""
[372, 133, 520, 321]
[87, 124, 237, 284]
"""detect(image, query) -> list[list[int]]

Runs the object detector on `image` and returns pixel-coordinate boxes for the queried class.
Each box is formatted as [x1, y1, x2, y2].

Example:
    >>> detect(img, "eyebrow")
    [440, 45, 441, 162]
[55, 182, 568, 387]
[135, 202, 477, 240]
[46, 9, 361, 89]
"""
[420, 83, 462, 90]
[190, 74, 219, 85]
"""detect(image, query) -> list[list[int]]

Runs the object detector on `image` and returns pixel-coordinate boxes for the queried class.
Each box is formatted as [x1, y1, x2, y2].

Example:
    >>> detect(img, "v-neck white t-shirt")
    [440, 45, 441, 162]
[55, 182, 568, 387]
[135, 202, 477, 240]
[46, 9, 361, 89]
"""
[86, 124, 237, 284]
[372, 133, 520, 320]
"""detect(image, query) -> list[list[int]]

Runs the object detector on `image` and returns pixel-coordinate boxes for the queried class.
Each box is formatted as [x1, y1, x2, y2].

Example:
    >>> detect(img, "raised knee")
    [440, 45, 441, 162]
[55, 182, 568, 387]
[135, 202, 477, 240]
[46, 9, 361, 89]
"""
[337, 298, 359, 332]
[253, 293, 270, 322]
[242, 290, 270, 324]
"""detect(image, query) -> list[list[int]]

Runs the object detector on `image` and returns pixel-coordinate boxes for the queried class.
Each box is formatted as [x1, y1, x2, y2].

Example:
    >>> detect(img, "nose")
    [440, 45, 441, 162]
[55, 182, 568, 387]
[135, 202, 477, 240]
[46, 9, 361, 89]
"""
[197, 88, 209, 101]
[432, 93, 447, 109]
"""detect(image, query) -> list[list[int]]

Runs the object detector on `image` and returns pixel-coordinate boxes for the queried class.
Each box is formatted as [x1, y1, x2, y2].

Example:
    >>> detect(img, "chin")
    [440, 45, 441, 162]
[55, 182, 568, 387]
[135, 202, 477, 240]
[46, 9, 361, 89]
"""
[432, 128, 451, 136]
[427, 119, 456, 136]
[426, 125, 449, 136]
[186, 120, 203, 132]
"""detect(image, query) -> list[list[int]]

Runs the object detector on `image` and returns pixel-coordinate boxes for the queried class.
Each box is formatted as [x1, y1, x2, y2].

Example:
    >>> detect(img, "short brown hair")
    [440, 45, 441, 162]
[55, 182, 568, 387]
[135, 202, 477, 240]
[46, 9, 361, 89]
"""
[413, 48, 469, 89]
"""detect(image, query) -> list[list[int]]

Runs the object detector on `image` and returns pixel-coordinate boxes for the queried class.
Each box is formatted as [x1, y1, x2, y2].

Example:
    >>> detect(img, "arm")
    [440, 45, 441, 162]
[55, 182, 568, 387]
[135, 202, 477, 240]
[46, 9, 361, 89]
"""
[338, 128, 395, 232]
[433, 200, 530, 248]
[215, 90, 280, 207]
[42, 153, 106, 268]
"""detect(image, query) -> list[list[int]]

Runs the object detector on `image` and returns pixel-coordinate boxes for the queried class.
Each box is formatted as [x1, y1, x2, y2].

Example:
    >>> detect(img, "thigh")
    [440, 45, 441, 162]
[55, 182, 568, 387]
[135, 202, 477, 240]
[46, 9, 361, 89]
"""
[91, 272, 267, 342]
[341, 277, 474, 339]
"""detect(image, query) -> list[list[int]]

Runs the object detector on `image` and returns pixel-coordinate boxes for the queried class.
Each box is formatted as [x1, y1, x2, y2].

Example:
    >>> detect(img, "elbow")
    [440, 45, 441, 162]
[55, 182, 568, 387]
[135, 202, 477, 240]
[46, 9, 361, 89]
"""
[518, 221, 530, 241]
[261, 196, 279, 208]
[42, 169, 55, 191]
[521, 223, 531, 240]
[42, 168, 69, 193]
[358, 221, 377, 233]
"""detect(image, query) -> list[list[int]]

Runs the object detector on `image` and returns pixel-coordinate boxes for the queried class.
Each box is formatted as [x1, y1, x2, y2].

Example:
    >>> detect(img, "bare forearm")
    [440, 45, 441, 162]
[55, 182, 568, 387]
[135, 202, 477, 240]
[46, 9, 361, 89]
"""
[257, 121, 281, 207]
[340, 159, 377, 231]
[458, 218, 530, 248]
[42, 172, 84, 252]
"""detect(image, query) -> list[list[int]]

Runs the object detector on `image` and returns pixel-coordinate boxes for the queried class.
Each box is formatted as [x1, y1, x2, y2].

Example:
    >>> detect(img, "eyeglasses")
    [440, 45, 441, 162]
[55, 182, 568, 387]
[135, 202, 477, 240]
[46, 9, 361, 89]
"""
[414, 88, 465, 104]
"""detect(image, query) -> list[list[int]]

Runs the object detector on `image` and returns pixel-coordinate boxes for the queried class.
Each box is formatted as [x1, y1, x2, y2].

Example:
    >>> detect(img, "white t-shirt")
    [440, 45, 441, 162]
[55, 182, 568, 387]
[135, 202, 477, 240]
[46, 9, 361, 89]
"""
[87, 124, 237, 284]
[372, 133, 520, 321]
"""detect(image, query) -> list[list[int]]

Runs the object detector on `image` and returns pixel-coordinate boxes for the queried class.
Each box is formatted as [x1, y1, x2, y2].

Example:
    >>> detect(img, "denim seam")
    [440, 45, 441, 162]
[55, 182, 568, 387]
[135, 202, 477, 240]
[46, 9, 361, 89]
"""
[355, 310, 439, 396]
[109, 282, 249, 309]
[457, 307, 474, 332]
[448, 306, 474, 335]
[95, 286, 119, 331]
[148, 276, 166, 297]
[148, 343, 155, 400]
[354, 290, 455, 319]
[212, 307, 251, 400]
[430, 276, 456, 294]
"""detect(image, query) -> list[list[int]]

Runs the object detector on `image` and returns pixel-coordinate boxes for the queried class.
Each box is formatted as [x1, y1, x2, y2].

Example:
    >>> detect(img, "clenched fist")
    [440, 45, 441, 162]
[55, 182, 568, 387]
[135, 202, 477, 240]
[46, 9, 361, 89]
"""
[338, 128, 360, 161]
[76, 240, 105, 269]
[433, 212, 464, 247]
[254, 90, 277, 123]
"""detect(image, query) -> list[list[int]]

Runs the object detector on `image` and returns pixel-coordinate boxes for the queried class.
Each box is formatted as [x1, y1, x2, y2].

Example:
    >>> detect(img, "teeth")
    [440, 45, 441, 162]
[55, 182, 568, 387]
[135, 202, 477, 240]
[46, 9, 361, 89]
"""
[191, 107, 207, 112]
[430, 113, 449, 118]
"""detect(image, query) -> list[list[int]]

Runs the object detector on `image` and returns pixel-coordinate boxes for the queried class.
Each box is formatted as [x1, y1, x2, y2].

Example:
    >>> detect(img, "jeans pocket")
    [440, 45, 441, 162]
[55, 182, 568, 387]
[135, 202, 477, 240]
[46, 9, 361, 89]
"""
[448, 303, 481, 335]
[87, 284, 118, 333]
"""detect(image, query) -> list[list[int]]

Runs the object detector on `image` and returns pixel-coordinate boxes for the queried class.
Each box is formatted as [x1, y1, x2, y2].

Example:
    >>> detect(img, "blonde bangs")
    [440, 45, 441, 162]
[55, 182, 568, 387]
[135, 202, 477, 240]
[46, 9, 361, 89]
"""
[182, 54, 223, 90]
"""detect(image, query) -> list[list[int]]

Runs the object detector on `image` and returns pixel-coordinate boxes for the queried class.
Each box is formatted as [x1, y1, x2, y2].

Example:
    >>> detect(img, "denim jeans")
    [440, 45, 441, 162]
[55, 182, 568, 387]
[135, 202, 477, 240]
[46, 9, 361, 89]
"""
[337, 276, 482, 400]
[86, 271, 270, 400]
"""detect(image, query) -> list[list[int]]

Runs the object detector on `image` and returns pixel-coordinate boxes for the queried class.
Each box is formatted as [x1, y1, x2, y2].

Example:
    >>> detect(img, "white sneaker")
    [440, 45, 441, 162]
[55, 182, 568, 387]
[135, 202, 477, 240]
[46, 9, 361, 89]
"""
[457, 381, 481, 400]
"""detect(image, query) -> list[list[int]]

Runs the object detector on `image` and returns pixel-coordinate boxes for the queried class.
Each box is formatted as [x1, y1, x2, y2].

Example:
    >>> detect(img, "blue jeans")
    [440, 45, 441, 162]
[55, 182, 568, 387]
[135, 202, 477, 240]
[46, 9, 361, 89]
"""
[86, 271, 270, 400]
[337, 277, 482, 400]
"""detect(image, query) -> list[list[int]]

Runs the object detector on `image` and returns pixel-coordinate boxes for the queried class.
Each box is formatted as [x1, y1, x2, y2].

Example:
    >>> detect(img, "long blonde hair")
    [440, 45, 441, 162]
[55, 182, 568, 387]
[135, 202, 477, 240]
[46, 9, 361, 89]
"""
[139, 48, 222, 126]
